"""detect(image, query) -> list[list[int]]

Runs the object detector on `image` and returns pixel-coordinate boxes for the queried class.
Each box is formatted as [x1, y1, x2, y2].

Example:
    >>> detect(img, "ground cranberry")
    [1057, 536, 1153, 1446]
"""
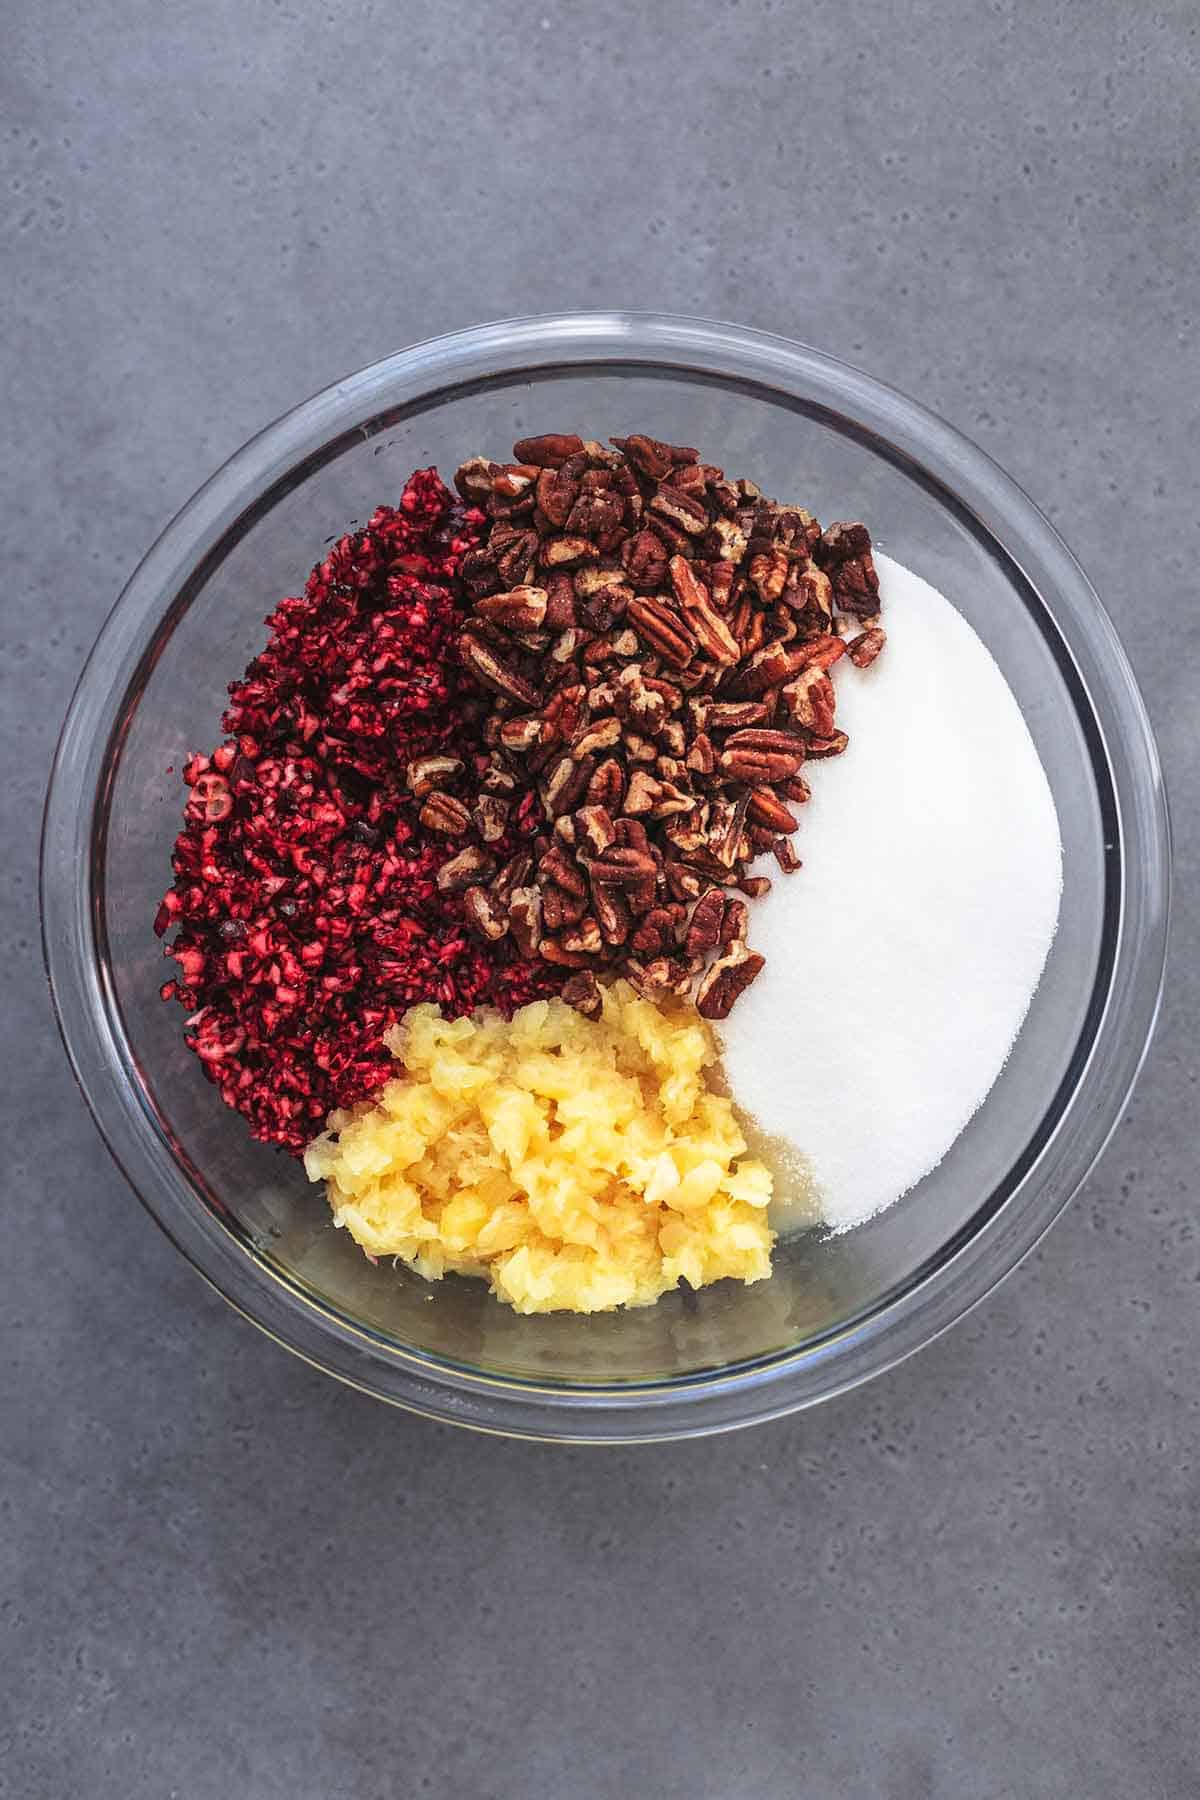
[155, 468, 561, 1155]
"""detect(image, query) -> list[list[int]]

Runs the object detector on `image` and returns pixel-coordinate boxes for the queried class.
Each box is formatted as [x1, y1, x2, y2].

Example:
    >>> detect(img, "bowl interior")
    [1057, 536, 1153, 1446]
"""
[96, 363, 1109, 1387]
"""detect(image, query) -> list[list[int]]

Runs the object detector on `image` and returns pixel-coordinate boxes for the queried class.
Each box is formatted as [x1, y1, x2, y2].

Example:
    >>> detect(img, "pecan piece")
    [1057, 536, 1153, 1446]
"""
[649, 485, 709, 535]
[685, 889, 726, 959]
[613, 433, 675, 480]
[695, 945, 766, 1020]
[623, 769, 662, 816]
[543, 571, 578, 630]
[747, 789, 799, 833]
[513, 433, 586, 467]
[719, 896, 749, 947]
[437, 846, 497, 894]
[667, 556, 740, 665]
[462, 885, 509, 941]
[540, 844, 588, 899]
[539, 535, 595, 568]
[589, 844, 659, 891]
[781, 666, 837, 736]
[489, 526, 539, 587]
[419, 792, 471, 835]
[630, 906, 678, 956]
[561, 970, 603, 1019]
[472, 795, 511, 842]
[806, 729, 850, 758]
[453, 456, 498, 503]
[492, 463, 540, 498]
[535, 464, 579, 527]
[540, 938, 599, 969]
[508, 886, 543, 956]
[460, 633, 540, 707]
[406, 753, 464, 798]
[499, 716, 541, 753]
[571, 716, 623, 758]
[748, 545, 790, 605]
[620, 528, 670, 593]
[474, 585, 548, 630]
[593, 884, 631, 947]
[772, 837, 802, 874]
[575, 804, 617, 855]
[586, 757, 626, 810]
[719, 728, 807, 785]
[847, 627, 886, 668]
[626, 597, 696, 668]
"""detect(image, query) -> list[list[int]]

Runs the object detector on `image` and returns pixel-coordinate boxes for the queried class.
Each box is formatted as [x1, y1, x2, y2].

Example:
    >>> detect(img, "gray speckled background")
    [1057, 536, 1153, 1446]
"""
[3, 2, 1197, 1795]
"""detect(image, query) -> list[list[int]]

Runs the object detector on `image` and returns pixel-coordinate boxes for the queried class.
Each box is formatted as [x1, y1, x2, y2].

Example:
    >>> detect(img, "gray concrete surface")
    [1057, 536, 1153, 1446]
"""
[3, 1, 1197, 1794]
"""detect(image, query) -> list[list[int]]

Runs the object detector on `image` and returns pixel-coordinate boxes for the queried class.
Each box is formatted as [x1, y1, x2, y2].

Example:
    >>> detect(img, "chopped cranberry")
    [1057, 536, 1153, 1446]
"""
[155, 468, 560, 1154]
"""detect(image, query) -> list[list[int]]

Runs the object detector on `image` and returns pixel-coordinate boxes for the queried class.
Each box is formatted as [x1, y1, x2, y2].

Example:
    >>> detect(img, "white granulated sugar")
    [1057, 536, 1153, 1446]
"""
[720, 552, 1063, 1233]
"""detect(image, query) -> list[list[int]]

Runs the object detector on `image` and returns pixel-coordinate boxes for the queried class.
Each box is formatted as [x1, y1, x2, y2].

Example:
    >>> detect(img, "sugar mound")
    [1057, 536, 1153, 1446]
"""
[719, 553, 1063, 1233]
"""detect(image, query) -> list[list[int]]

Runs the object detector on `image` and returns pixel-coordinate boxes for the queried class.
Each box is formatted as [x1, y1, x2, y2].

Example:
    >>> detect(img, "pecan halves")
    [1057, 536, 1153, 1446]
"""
[668, 556, 740, 665]
[626, 597, 697, 668]
[695, 945, 766, 1020]
[460, 633, 540, 707]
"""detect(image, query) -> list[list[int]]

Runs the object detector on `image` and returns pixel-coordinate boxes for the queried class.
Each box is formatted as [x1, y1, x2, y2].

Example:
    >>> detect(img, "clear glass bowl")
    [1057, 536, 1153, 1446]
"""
[41, 313, 1170, 1441]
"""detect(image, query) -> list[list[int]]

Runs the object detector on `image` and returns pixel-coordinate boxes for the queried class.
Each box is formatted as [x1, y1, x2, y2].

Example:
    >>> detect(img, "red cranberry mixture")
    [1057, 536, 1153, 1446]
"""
[156, 470, 560, 1154]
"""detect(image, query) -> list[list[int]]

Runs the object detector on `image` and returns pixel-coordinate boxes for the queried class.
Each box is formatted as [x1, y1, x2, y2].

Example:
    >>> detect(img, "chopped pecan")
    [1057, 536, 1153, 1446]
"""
[460, 633, 540, 707]
[668, 556, 740, 665]
[590, 844, 659, 891]
[540, 937, 600, 969]
[847, 627, 886, 668]
[685, 889, 726, 959]
[695, 945, 766, 1019]
[513, 433, 586, 467]
[719, 896, 749, 947]
[541, 753, 595, 817]
[406, 753, 464, 798]
[463, 885, 509, 941]
[560, 970, 603, 1019]
[453, 456, 498, 503]
[575, 804, 617, 855]
[738, 875, 772, 899]
[419, 792, 471, 835]
[492, 463, 539, 498]
[626, 597, 696, 668]
[489, 525, 539, 587]
[474, 585, 548, 630]
[535, 464, 579, 527]
[437, 846, 497, 894]
[772, 836, 802, 873]
[586, 756, 626, 810]
[499, 716, 541, 753]
[540, 844, 588, 899]
[719, 728, 807, 785]
[543, 571, 578, 630]
[806, 729, 850, 758]
[781, 666, 837, 736]
[593, 884, 631, 947]
[506, 885, 543, 956]
[649, 485, 709, 535]
[620, 529, 669, 593]
[747, 789, 799, 833]
[748, 546, 790, 605]
[630, 907, 678, 956]
[612, 433, 675, 480]
[539, 535, 595, 568]
[472, 795, 511, 842]
[621, 769, 661, 817]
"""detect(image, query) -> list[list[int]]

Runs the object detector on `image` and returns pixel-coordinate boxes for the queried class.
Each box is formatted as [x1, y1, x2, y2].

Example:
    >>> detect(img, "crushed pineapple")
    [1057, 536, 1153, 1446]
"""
[304, 981, 774, 1313]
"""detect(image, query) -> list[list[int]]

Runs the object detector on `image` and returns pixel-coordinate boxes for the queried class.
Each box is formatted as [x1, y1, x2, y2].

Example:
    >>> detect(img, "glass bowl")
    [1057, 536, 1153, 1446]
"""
[41, 313, 1169, 1441]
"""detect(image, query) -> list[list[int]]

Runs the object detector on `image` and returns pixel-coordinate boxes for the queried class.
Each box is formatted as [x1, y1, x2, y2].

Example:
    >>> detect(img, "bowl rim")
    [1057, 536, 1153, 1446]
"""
[41, 310, 1171, 1441]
